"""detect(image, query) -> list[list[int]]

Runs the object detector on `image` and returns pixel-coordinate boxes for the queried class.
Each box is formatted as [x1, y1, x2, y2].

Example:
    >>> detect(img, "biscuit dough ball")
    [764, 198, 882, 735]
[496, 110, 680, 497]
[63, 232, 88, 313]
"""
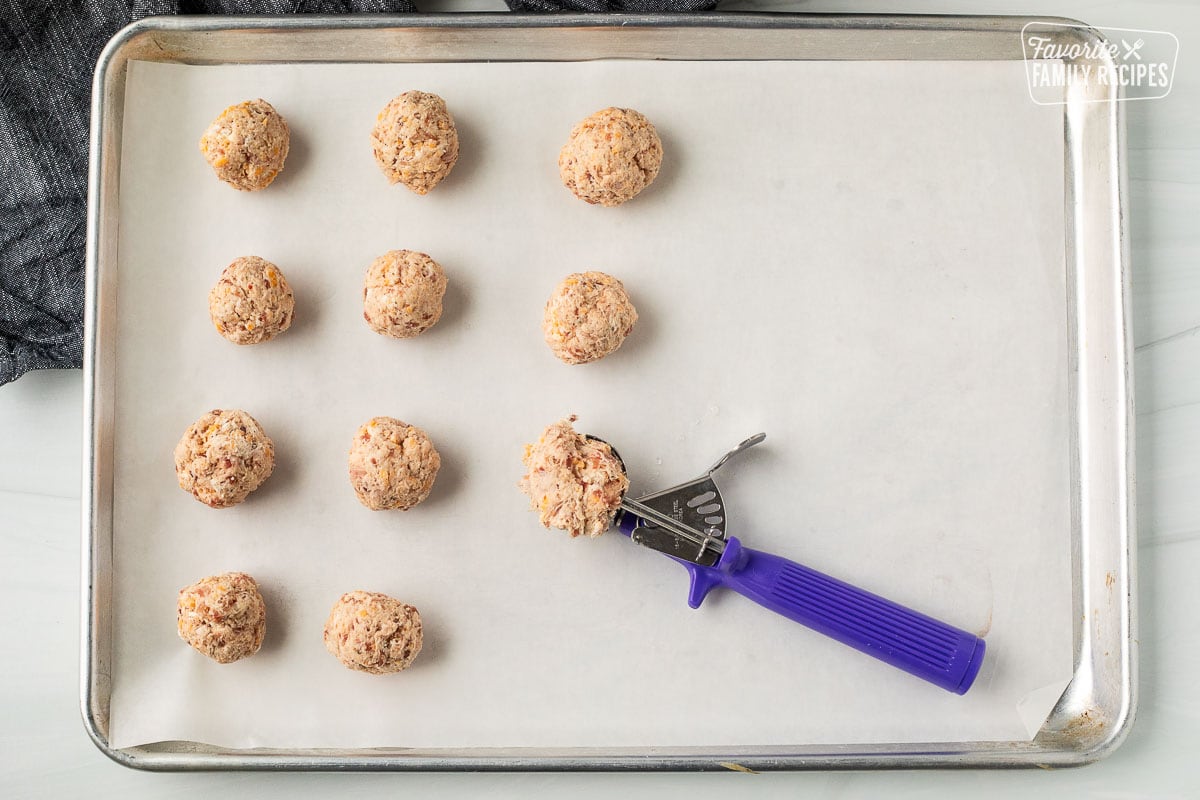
[558, 107, 663, 207]
[177, 572, 267, 664]
[519, 416, 629, 538]
[174, 409, 275, 508]
[199, 99, 290, 191]
[324, 590, 423, 674]
[362, 249, 448, 339]
[208, 256, 295, 345]
[543, 271, 638, 365]
[348, 417, 440, 511]
[370, 91, 459, 194]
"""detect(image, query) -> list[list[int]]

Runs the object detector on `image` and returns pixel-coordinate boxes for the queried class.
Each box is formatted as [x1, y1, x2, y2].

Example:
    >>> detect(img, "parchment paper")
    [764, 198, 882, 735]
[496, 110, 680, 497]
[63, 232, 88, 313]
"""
[109, 59, 1071, 749]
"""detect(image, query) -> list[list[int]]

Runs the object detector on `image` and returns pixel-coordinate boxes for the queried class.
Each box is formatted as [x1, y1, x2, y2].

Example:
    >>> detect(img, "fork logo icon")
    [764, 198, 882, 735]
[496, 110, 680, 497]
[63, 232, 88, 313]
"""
[1122, 38, 1145, 60]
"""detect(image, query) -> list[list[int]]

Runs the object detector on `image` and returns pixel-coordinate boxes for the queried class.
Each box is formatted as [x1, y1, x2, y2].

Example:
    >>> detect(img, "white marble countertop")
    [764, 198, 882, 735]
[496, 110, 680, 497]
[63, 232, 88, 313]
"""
[3, 1, 1197, 796]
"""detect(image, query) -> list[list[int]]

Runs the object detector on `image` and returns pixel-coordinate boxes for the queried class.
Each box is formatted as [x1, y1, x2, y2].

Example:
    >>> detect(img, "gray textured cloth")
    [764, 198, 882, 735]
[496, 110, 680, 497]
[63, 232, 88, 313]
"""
[509, 0, 716, 10]
[0, 0, 714, 386]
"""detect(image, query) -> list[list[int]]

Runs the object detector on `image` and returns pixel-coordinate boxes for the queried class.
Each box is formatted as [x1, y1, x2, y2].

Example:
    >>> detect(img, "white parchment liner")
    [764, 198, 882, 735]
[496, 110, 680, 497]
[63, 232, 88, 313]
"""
[108, 59, 1071, 749]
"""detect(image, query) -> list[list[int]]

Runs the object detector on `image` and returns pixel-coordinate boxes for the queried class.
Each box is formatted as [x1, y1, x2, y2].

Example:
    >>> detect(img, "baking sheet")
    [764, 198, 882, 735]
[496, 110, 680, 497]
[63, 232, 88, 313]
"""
[108, 58, 1071, 750]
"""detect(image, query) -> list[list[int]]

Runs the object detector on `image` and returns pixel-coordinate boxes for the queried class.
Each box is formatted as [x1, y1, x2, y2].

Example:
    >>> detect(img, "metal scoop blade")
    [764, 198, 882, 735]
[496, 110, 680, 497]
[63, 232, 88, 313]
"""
[616, 434, 765, 567]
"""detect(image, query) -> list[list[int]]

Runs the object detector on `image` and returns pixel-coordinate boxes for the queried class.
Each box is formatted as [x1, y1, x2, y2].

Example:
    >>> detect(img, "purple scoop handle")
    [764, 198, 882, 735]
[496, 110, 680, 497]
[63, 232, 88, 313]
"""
[684, 537, 985, 694]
